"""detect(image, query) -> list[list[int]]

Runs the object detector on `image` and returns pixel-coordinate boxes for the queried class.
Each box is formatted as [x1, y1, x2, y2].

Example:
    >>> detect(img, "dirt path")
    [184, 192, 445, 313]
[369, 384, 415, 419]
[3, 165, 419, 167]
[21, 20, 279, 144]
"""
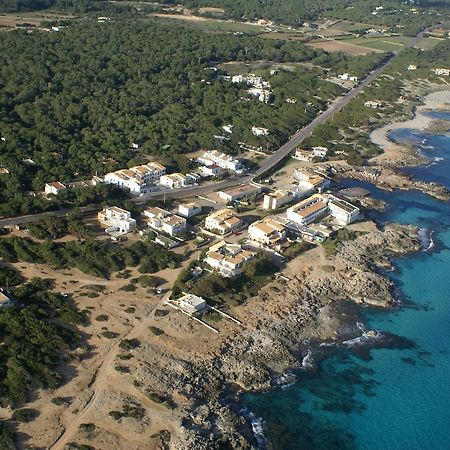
[49, 305, 156, 450]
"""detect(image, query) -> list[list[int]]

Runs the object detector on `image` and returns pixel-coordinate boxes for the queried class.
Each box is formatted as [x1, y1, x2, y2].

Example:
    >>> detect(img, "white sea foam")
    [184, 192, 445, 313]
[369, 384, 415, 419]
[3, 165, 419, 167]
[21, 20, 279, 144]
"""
[250, 414, 267, 449]
[301, 350, 315, 369]
[274, 371, 297, 388]
[418, 227, 434, 251]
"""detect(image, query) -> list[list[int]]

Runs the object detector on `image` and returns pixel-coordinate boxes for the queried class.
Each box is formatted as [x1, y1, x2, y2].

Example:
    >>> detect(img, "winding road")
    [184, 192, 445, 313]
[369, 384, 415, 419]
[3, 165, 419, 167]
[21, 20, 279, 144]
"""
[0, 26, 430, 228]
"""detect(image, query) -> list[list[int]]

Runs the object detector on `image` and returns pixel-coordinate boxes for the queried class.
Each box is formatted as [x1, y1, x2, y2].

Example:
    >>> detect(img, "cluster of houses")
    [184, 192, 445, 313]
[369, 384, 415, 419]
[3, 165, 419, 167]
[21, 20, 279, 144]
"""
[104, 162, 166, 194]
[245, 192, 359, 250]
[227, 73, 272, 103]
[338, 73, 359, 82]
[97, 201, 203, 242]
[294, 147, 329, 162]
[434, 68, 450, 76]
[43, 150, 246, 198]
[197, 150, 243, 174]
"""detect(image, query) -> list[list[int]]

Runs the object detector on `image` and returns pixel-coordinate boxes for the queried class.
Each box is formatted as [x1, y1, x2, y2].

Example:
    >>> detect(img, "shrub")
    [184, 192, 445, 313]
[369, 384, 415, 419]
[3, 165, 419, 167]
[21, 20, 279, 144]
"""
[95, 315, 109, 322]
[149, 326, 164, 336]
[12, 408, 38, 422]
[79, 423, 96, 433]
[100, 331, 119, 339]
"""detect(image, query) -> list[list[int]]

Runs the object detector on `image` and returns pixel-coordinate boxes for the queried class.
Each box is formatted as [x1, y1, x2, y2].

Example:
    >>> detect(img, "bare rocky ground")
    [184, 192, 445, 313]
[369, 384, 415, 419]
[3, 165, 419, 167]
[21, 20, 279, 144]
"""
[0, 220, 420, 450]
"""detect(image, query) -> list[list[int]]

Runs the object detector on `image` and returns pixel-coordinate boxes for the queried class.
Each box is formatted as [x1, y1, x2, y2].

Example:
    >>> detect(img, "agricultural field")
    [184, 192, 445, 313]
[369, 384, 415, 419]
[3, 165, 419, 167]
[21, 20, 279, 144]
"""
[414, 36, 445, 50]
[308, 39, 379, 55]
[329, 20, 387, 32]
[152, 13, 265, 34]
[0, 11, 74, 29]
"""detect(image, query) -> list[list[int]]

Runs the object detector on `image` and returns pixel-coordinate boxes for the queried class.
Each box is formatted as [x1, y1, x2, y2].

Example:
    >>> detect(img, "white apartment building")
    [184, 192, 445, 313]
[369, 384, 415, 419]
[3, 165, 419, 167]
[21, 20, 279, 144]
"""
[159, 173, 188, 189]
[98, 206, 136, 234]
[263, 190, 292, 210]
[287, 194, 329, 226]
[104, 162, 166, 194]
[197, 150, 242, 172]
[44, 181, 67, 196]
[248, 218, 286, 246]
[204, 240, 257, 278]
[204, 208, 242, 235]
[327, 196, 360, 225]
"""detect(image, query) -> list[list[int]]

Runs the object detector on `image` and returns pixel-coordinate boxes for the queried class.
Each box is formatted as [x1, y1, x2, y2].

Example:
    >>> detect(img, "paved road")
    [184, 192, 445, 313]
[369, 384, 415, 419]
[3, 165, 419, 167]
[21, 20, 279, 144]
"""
[254, 26, 429, 178]
[0, 27, 429, 228]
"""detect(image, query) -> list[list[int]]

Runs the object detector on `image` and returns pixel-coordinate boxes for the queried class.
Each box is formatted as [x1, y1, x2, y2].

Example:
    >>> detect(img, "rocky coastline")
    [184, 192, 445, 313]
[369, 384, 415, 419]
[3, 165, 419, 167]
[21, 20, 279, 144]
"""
[150, 221, 422, 449]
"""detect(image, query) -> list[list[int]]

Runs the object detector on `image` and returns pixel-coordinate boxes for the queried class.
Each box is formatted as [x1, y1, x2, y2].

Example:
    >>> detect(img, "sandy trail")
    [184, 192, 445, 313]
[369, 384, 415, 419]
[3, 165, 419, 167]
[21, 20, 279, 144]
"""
[49, 304, 156, 450]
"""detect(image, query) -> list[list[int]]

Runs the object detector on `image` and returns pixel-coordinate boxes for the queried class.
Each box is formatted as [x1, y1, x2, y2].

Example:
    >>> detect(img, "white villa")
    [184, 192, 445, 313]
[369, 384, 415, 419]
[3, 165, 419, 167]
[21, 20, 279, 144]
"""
[143, 207, 187, 236]
[248, 218, 286, 246]
[312, 147, 329, 158]
[338, 73, 358, 82]
[45, 181, 67, 196]
[197, 150, 242, 172]
[178, 203, 202, 218]
[176, 293, 207, 314]
[104, 162, 166, 194]
[433, 68, 450, 76]
[98, 206, 136, 234]
[293, 170, 330, 193]
[204, 241, 257, 278]
[251, 126, 269, 136]
[204, 208, 242, 235]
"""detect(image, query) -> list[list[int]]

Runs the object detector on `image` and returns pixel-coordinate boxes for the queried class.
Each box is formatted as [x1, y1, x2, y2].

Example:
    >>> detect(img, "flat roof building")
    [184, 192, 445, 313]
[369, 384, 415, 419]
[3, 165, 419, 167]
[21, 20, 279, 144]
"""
[204, 240, 257, 278]
[205, 208, 242, 235]
[177, 293, 207, 314]
[263, 190, 293, 210]
[218, 183, 262, 203]
[248, 218, 286, 247]
[287, 194, 329, 226]
[98, 206, 136, 234]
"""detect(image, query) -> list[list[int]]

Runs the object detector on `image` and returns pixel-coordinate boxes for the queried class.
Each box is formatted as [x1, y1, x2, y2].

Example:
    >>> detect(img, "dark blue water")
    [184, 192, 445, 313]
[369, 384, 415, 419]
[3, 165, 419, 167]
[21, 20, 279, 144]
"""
[243, 127, 450, 450]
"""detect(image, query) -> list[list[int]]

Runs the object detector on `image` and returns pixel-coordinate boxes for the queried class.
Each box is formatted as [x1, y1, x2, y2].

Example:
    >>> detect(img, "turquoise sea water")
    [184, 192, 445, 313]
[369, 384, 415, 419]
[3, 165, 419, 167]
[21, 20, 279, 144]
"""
[243, 125, 450, 450]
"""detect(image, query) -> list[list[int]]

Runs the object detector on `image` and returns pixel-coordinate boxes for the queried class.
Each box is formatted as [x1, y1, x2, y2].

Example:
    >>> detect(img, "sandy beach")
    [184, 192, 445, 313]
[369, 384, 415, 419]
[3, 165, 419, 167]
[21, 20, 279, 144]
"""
[370, 90, 450, 164]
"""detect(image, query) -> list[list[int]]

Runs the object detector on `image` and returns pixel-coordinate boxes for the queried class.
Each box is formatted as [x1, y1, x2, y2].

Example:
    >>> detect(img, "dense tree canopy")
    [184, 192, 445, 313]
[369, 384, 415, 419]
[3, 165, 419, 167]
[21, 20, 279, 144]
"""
[0, 278, 82, 406]
[0, 19, 383, 216]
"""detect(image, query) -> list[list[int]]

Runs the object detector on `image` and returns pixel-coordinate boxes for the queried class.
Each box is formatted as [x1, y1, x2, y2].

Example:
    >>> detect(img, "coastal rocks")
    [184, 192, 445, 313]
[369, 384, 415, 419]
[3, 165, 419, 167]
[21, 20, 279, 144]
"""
[344, 166, 450, 201]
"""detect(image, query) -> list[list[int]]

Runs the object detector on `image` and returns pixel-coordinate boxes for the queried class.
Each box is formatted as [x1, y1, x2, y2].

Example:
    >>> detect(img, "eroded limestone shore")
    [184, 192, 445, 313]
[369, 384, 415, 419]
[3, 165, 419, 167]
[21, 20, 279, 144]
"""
[117, 221, 421, 449]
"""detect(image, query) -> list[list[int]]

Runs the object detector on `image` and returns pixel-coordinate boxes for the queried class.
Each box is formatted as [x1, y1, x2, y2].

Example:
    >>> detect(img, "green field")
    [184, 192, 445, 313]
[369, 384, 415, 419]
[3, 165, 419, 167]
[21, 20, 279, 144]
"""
[414, 36, 444, 50]
[329, 20, 385, 32]
[336, 35, 410, 52]
[152, 14, 263, 34]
